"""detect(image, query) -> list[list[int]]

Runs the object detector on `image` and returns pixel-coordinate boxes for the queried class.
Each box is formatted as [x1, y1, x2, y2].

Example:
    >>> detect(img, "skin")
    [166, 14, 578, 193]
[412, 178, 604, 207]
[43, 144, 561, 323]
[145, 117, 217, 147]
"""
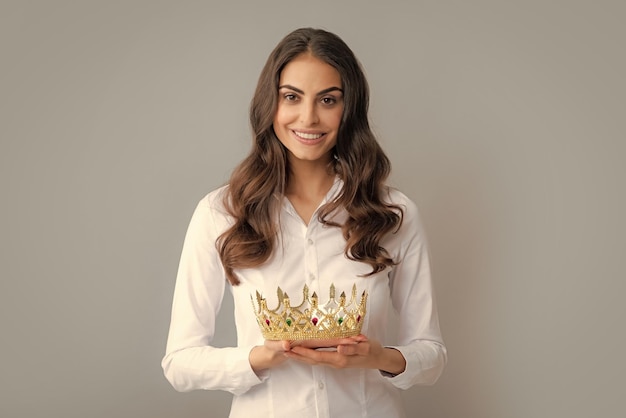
[249, 53, 406, 376]
[272, 52, 344, 224]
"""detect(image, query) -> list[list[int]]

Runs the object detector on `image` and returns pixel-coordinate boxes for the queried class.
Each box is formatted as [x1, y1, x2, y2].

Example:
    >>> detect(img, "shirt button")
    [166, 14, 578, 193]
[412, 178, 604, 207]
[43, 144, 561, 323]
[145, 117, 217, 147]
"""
[307, 238, 314, 245]
[309, 273, 316, 281]
[318, 382, 324, 390]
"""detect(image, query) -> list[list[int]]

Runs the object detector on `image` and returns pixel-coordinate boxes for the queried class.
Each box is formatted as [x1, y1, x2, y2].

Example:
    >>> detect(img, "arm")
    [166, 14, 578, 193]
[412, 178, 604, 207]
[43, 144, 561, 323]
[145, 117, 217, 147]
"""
[161, 194, 265, 395]
[384, 196, 447, 388]
[249, 341, 290, 373]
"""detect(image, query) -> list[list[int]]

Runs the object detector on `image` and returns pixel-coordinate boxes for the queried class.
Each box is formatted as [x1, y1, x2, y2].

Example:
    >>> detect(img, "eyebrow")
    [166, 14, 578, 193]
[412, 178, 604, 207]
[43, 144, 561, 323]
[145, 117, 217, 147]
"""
[278, 84, 343, 96]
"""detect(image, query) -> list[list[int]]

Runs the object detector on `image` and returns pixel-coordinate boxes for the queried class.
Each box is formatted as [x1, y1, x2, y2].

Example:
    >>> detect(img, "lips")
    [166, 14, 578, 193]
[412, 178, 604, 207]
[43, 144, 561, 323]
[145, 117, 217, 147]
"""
[295, 131, 323, 140]
[291, 130, 326, 145]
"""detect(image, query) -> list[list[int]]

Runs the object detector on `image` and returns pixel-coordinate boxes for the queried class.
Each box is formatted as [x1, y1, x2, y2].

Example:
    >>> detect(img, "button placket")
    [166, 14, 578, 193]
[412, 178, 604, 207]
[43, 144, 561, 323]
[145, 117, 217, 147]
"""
[304, 227, 319, 292]
[311, 366, 329, 417]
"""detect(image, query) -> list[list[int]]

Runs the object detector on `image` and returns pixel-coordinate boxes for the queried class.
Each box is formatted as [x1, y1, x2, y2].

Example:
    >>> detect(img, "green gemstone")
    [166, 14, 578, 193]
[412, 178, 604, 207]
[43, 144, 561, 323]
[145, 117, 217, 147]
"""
[286, 318, 292, 326]
[338, 317, 343, 324]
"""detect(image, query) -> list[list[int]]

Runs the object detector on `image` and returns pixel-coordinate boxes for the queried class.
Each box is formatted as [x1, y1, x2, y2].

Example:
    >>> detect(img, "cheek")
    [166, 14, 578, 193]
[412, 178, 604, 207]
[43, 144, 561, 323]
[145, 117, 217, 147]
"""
[274, 105, 296, 127]
[327, 109, 343, 129]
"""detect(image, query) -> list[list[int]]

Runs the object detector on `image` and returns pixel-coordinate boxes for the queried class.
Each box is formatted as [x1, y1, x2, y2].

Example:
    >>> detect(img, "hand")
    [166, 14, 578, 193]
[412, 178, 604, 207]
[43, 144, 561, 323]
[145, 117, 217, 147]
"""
[249, 340, 291, 373]
[289, 335, 365, 350]
[249, 336, 364, 372]
[284, 334, 403, 372]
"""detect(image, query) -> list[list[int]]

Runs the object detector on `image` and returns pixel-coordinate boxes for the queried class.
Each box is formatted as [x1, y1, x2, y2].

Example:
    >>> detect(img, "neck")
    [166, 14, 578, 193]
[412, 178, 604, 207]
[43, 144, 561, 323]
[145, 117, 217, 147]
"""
[285, 156, 335, 199]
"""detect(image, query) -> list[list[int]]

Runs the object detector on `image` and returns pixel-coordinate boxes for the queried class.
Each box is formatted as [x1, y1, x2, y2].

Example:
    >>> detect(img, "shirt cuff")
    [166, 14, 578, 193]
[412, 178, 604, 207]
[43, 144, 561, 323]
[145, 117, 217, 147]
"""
[379, 369, 399, 378]
[381, 342, 446, 389]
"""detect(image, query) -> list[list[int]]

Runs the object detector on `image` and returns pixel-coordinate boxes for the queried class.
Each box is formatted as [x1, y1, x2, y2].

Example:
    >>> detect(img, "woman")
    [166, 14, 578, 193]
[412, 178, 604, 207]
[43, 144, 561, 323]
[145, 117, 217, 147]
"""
[162, 27, 446, 417]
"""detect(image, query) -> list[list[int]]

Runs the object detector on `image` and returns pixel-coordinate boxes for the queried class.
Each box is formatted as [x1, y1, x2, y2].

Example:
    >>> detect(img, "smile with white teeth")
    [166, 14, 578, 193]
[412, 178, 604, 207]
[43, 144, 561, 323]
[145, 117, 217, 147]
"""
[293, 131, 324, 140]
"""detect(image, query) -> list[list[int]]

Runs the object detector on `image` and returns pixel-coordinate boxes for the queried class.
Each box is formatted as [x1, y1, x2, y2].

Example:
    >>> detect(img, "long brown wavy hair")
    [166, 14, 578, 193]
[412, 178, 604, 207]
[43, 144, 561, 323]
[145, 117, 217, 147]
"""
[218, 28, 403, 285]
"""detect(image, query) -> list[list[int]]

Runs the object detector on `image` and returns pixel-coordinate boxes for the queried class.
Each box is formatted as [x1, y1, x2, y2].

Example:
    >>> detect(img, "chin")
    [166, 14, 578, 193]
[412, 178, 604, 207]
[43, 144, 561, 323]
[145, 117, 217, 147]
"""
[289, 149, 334, 164]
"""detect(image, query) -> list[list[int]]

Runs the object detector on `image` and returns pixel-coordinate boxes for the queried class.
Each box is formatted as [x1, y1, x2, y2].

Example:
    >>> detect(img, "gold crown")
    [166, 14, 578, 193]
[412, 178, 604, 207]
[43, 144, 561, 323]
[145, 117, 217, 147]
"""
[251, 284, 368, 340]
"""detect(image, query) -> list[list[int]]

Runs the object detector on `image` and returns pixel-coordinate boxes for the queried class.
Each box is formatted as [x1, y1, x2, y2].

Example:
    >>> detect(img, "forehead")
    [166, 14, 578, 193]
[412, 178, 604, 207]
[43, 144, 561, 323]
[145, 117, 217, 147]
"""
[279, 53, 342, 88]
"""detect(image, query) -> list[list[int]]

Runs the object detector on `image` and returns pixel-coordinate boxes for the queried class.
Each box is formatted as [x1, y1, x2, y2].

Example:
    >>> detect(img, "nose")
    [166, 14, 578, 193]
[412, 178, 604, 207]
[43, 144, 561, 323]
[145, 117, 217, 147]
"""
[300, 100, 319, 126]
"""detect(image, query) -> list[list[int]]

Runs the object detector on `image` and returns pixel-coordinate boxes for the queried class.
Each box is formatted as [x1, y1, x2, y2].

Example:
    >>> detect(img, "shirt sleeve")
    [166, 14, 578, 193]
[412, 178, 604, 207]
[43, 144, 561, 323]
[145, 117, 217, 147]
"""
[161, 195, 265, 395]
[384, 195, 447, 389]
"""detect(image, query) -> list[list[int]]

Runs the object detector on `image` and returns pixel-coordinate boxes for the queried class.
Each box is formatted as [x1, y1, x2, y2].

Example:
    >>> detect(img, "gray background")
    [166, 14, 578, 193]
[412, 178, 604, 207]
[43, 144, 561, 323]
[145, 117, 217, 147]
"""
[1, 1, 624, 417]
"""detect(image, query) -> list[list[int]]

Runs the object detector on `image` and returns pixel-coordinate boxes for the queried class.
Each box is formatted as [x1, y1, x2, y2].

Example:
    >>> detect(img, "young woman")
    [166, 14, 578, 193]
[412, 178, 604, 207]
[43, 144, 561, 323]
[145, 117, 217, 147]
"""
[162, 27, 446, 418]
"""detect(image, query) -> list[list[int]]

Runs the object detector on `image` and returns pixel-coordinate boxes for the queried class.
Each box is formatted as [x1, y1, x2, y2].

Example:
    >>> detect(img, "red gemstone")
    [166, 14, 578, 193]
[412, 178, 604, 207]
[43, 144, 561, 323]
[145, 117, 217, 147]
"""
[265, 319, 270, 326]
[357, 315, 361, 322]
[312, 317, 318, 326]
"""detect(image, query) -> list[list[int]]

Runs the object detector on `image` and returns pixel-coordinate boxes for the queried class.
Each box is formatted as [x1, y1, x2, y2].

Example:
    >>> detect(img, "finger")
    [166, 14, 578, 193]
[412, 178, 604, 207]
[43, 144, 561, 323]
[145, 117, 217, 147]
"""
[289, 347, 350, 368]
[295, 337, 359, 349]
[284, 350, 320, 366]
[338, 341, 370, 356]
[290, 346, 332, 362]
[337, 344, 358, 356]
[264, 340, 292, 352]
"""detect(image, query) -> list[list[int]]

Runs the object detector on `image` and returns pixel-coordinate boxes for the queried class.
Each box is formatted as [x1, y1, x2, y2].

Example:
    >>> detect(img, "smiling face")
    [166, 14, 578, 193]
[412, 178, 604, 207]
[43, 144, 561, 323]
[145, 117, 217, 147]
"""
[273, 53, 344, 167]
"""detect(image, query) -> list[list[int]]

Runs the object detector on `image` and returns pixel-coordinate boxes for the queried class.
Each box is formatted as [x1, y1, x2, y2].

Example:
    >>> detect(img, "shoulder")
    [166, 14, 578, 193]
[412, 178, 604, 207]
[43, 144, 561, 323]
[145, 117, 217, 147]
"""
[188, 185, 235, 230]
[196, 184, 230, 213]
[383, 187, 419, 217]
[382, 187, 428, 243]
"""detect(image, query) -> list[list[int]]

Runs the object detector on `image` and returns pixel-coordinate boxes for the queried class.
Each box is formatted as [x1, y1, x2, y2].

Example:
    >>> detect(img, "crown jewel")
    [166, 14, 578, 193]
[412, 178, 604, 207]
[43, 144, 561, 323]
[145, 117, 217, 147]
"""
[251, 284, 368, 340]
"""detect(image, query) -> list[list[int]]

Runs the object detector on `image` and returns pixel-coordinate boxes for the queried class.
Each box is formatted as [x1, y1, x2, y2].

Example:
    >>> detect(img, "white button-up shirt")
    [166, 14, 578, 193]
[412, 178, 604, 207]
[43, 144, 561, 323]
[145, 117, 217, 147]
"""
[162, 179, 446, 418]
